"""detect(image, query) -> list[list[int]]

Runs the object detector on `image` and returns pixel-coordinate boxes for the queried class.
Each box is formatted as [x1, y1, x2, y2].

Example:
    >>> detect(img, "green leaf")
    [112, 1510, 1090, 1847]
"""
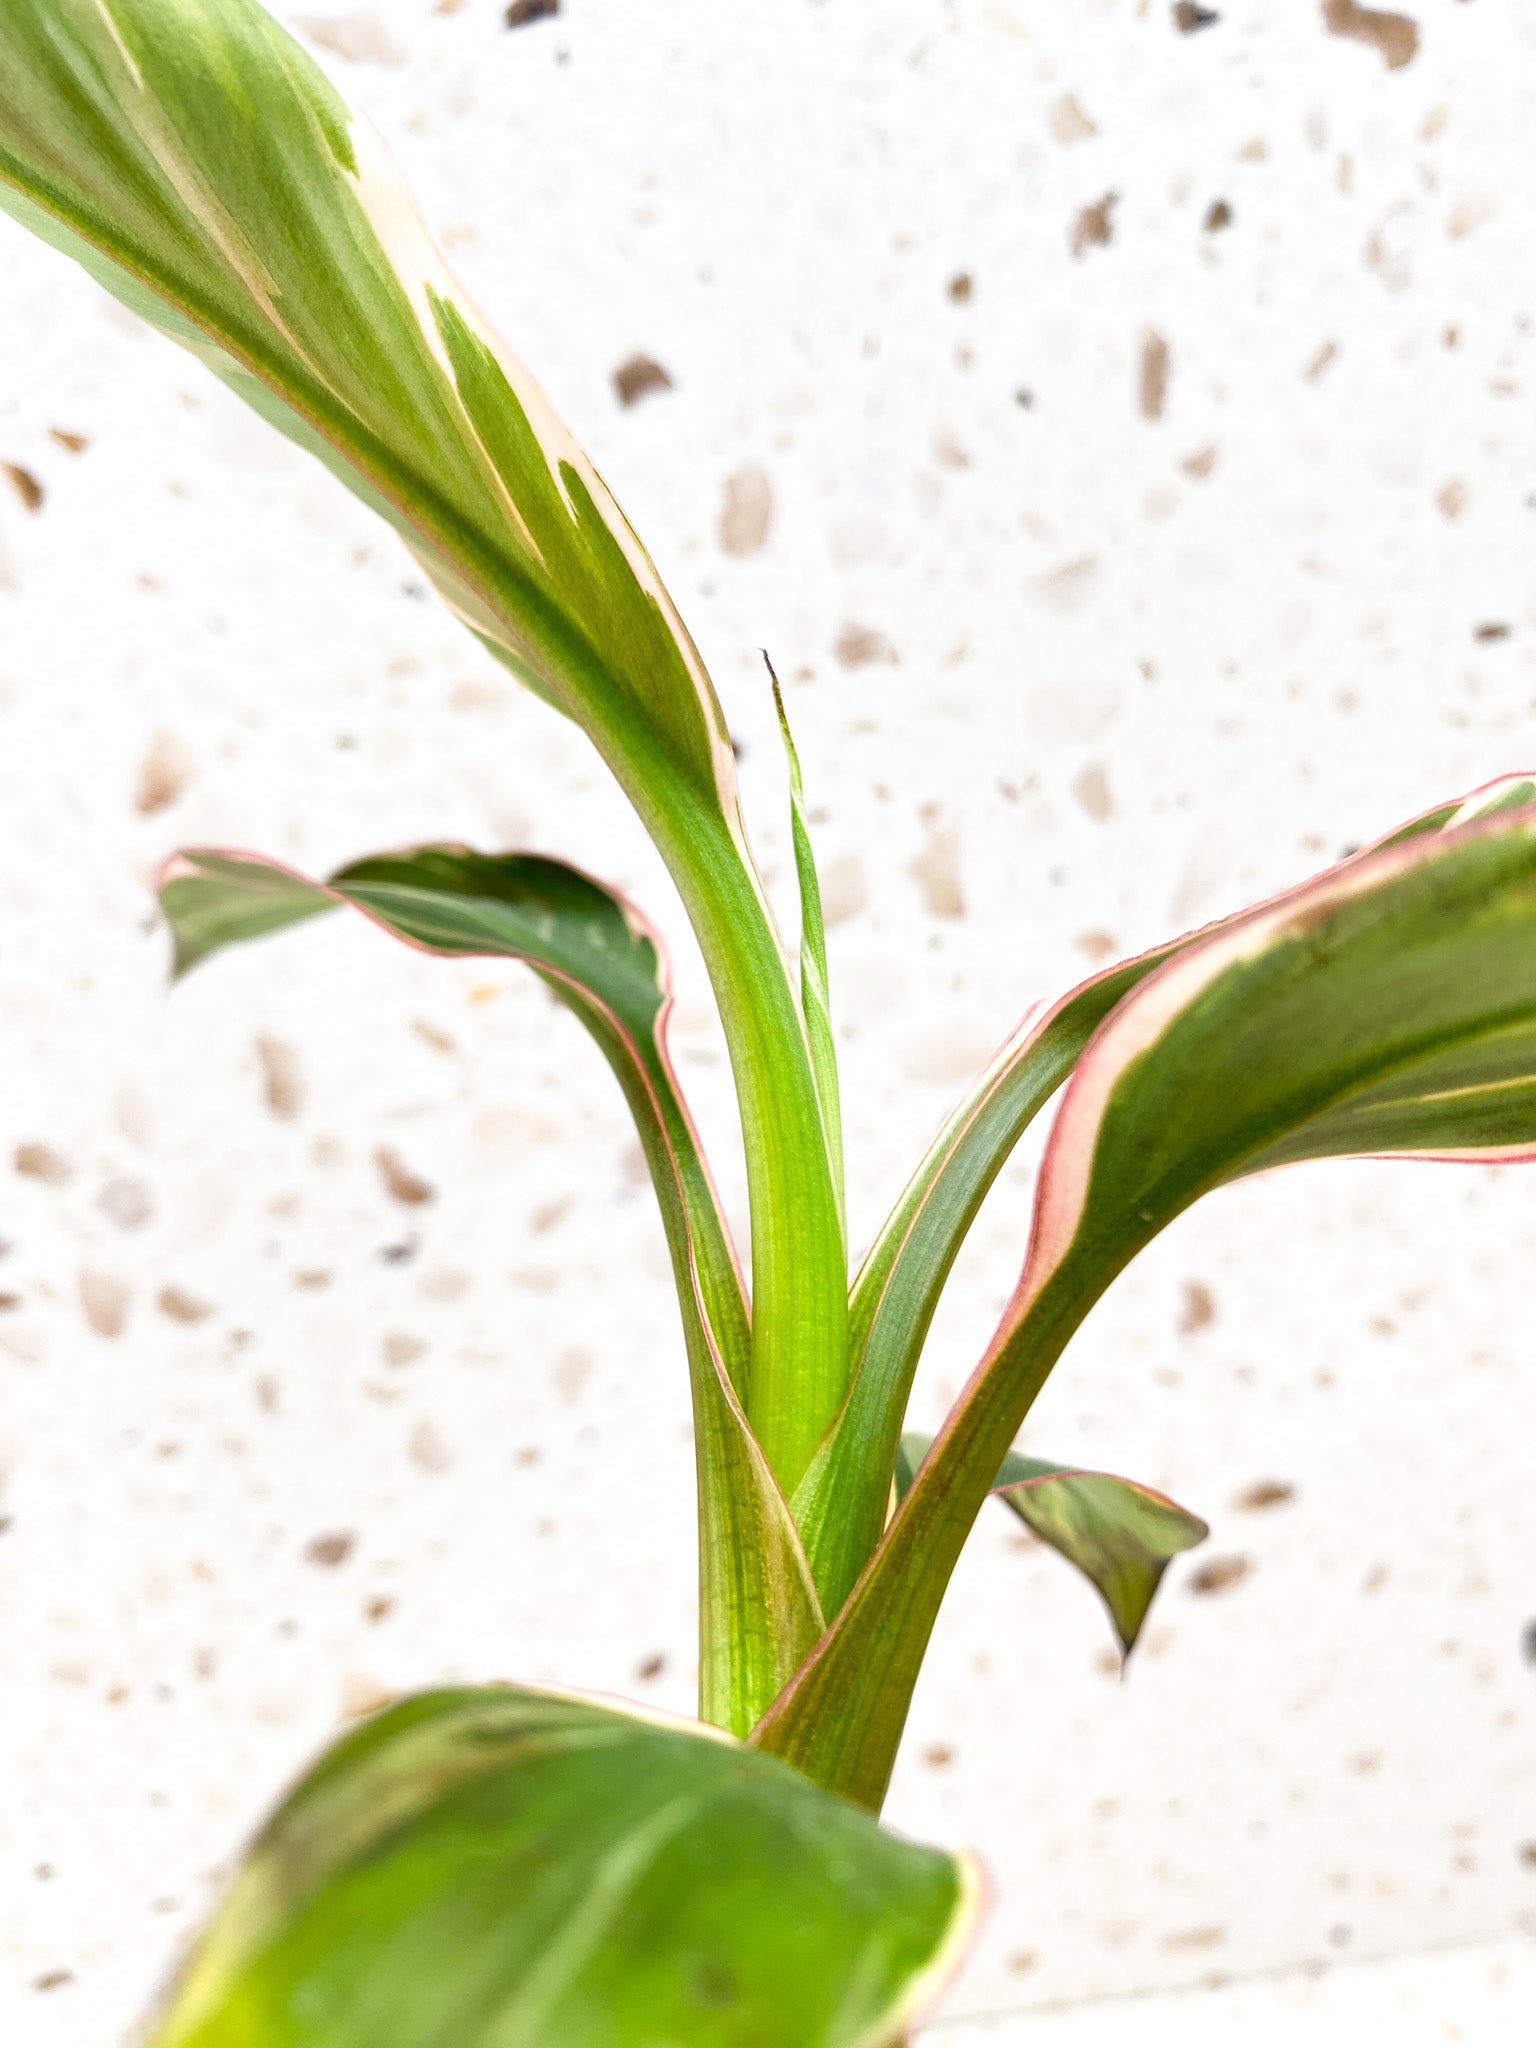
[755, 788, 1536, 1809]
[795, 938, 1186, 1615]
[160, 845, 822, 1735]
[792, 774, 1536, 1624]
[768, 656, 844, 1237]
[894, 1434, 1207, 1658]
[0, 0, 848, 1514]
[148, 1686, 977, 2048]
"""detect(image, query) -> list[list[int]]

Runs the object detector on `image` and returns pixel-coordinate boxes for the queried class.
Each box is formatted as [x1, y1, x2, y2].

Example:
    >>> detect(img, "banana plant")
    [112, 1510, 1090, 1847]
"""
[5, 6, 1536, 2042]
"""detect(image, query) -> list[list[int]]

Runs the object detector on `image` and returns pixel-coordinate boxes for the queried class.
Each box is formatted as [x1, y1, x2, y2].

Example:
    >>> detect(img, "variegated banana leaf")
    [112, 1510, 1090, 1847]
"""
[159, 845, 821, 1735]
[794, 774, 1536, 1617]
[0, 0, 848, 1511]
[894, 1434, 1207, 1658]
[756, 789, 1536, 1807]
[147, 1685, 978, 2048]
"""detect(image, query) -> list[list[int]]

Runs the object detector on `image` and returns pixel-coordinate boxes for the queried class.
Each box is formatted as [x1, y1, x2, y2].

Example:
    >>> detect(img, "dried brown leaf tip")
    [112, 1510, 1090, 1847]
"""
[1321, 0, 1419, 72]
[377, 1146, 435, 1205]
[1070, 192, 1117, 259]
[3, 461, 43, 511]
[1173, 3, 1221, 30]
[506, 0, 559, 23]
[613, 353, 673, 408]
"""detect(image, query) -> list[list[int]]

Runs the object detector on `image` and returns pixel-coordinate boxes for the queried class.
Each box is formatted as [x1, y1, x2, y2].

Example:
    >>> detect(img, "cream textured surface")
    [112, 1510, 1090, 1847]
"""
[1, 1, 1534, 2040]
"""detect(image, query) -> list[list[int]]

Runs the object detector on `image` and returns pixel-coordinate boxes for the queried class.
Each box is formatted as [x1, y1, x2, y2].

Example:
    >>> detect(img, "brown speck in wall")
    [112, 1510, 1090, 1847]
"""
[3, 461, 43, 511]
[412, 1018, 456, 1053]
[1234, 1479, 1296, 1511]
[613, 353, 673, 407]
[1163, 1925, 1227, 1951]
[80, 1270, 130, 1339]
[365, 1594, 396, 1623]
[15, 1141, 70, 1185]
[1173, 3, 1221, 30]
[1474, 622, 1510, 642]
[382, 1331, 426, 1367]
[34, 1970, 73, 1993]
[506, 0, 559, 22]
[408, 1418, 454, 1473]
[376, 1147, 434, 1205]
[1071, 192, 1117, 258]
[1321, 0, 1418, 73]
[256, 1035, 304, 1121]
[637, 1652, 667, 1681]
[718, 464, 773, 556]
[1518, 1842, 1536, 1869]
[1178, 1279, 1215, 1333]
[134, 730, 194, 815]
[305, 1531, 356, 1568]
[1436, 479, 1468, 522]
[49, 427, 89, 453]
[922, 1743, 955, 1768]
[1203, 198, 1233, 232]
[909, 823, 965, 919]
[834, 623, 898, 669]
[1305, 340, 1339, 381]
[1180, 443, 1218, 479]
[1076, 931, 1118, 962]
[1049, 93, 1097, 144]
[1073, 762, 1113, 822]
[1139, 330, 1171, 421]
[947, 271, 973, 303]
[1189, 1556, 1251, 1595]
[98, 1177, 153, 1231]
[158, 1285, 213, 1324]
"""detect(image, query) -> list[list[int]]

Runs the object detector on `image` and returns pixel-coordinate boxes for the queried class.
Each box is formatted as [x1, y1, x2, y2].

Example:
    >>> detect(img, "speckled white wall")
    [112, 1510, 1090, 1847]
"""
[1, 1, 1534, 2040]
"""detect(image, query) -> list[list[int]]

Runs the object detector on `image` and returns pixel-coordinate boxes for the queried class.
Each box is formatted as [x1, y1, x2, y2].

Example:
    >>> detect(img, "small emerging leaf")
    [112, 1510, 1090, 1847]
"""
[895, 1433, 1207, 1657]
[148, 1686, 978, 2048]
[768, 655, 844, 1235]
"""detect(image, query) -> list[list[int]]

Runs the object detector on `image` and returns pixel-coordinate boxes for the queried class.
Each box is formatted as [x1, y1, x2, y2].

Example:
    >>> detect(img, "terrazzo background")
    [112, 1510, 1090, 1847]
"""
[1, 0, 1534, 2038]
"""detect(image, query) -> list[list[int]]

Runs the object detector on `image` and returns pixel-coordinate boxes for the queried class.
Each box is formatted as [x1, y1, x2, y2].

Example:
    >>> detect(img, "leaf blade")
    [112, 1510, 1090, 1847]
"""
[160, 845, 823, 1734]
[0, 0, 849, 1508]
[148, 1685, 977, 2048]
[756, 789, 1536, 1808]
[894, 1433, 1207, 1658]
